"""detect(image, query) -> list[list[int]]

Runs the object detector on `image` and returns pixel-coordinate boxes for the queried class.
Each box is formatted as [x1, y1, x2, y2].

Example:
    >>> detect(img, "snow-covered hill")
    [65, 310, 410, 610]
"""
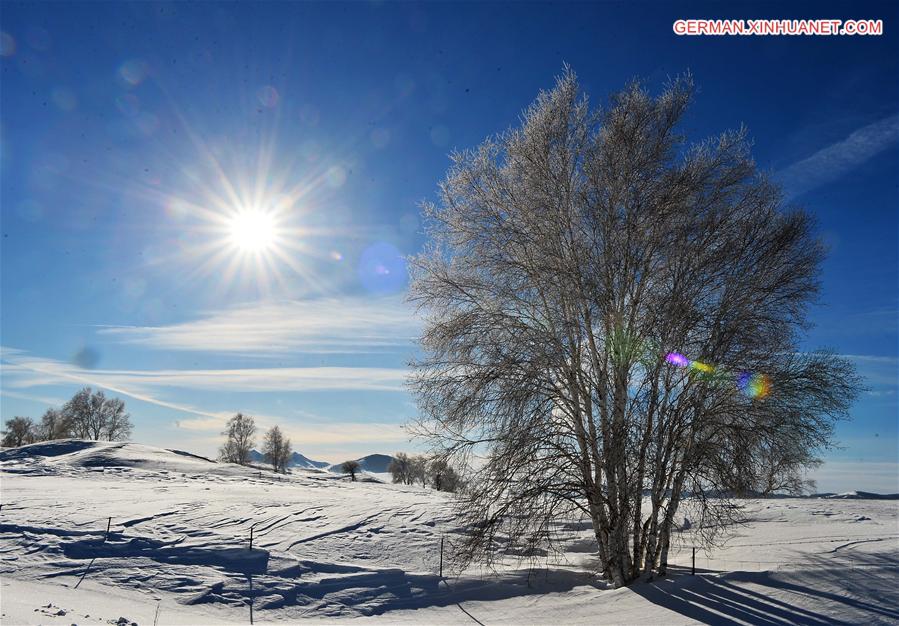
[248, 448, 330, 469]
[288, 450, 330, 469]
[1, 440, 897, 625]
[817, 490, 899, 500]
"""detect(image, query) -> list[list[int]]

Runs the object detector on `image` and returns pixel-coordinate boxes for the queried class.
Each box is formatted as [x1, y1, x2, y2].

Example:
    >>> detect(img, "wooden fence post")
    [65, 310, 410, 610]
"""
[439, 536, 444, 578]
[105, 517, 112, 542]
[249, 524, 254, 551]
[691, 546, 695, 575]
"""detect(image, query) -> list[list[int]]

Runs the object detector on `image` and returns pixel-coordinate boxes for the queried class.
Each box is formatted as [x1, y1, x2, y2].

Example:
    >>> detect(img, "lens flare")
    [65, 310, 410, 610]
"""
[358, 242, 407, 294]
[118, 59, 149, 86]
[744, 373, 771, 399]
[257, 85, 279, 108]
[665, 352, 690, 367]
[666, 351, 771, 399]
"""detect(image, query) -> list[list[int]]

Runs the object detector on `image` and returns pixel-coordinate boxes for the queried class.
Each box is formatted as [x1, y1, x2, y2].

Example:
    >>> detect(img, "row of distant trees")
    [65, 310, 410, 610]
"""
[219, 412, 293, 473]
[388, 452, 461, 493]
[217, 412, 461, 492]
[1, 387, 133, 448]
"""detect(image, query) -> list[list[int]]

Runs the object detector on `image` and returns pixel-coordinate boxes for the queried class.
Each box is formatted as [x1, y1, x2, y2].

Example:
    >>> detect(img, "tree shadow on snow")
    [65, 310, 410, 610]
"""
[229, 564, 603, 619]
[634, 550, 899, 626]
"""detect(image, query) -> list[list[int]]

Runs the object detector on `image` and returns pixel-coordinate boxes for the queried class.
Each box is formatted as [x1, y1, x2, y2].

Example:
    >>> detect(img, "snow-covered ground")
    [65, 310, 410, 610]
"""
[1, 441, 897, 625]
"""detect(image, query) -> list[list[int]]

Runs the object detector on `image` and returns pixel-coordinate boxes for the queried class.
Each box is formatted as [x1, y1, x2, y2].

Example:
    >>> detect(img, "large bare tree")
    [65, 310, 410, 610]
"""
[409, 70, 861, 587]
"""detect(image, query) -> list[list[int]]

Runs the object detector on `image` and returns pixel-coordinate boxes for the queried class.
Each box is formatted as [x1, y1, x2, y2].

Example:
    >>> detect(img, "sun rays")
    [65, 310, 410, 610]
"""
[145, 130, 351, 298]
[229, 209, 276, 252]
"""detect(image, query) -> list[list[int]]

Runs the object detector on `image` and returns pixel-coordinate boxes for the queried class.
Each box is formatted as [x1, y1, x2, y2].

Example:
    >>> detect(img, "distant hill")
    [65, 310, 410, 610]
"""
[815, 491, 899, 500]
[249, 449, 329, 469]
[248, 449, 266, 464]
[329, 453, 395, 474]
[289, 451, 330, 469]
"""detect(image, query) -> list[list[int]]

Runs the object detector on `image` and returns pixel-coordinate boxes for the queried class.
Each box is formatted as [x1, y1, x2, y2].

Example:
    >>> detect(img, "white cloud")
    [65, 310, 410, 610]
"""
[780, 113, 899, 198]
[841, 354, 899, 365]
[97, 295, 419, 355]
[1, 348, 416, 454]
[0, 389, 68, 407]
[0, 349, 224, 419]
[7, 362, 407, 393]
[124, 366, 408, 392]
[1, 348, 409, 422]
[840, 353, 899, 388]
[176, 414, 409, 446]
[808, 461, 899, 494]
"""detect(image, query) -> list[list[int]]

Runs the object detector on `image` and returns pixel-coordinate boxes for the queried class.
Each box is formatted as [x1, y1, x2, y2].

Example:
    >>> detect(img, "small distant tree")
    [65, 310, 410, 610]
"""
[409, 455, 429, 487]
[429, 458, 461, 493]
[61, 387, 132, 441]
[1, 416, 36, 447]
[37, 408, 72, 441]
[219, 413, 256, 465]
[341, 459, 361, 481]
[262, 425, 292, 473]
[388, 452, 413, 485]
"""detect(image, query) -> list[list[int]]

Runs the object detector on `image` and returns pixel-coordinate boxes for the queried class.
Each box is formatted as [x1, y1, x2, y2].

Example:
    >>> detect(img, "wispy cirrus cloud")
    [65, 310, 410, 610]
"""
[840, 353, 899, 390]
[0, 389, 68, 407]
[840, 354, 899, 364]
[779, 113, 899, 198]
[2, 350, 408, 395]
[175, 413, 409, 445]
[97, 295, 419, 356]
[1, 345, 410, 437]
[1, 348, 225, 419]
[1, 347, 414, 452]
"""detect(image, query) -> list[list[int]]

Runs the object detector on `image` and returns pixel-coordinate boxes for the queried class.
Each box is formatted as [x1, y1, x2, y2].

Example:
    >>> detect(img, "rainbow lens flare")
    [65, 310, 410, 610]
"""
[665, 352, 690, 367]
[743, 373, 771, 399]
[665, 352, 771, 399]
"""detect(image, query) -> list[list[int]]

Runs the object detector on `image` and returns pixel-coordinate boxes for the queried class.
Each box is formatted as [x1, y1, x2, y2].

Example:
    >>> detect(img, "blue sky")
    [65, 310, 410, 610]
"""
[1, 1, 896, 491]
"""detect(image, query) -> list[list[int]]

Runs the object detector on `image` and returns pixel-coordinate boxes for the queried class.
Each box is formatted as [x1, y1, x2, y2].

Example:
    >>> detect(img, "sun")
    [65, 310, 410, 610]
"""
[155, 137, 344, 296]
[229, 210, 276, 252]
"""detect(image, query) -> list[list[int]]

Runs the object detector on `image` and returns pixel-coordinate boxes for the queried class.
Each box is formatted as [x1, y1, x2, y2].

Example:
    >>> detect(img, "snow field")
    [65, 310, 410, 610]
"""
[1, 440, 897, 625]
